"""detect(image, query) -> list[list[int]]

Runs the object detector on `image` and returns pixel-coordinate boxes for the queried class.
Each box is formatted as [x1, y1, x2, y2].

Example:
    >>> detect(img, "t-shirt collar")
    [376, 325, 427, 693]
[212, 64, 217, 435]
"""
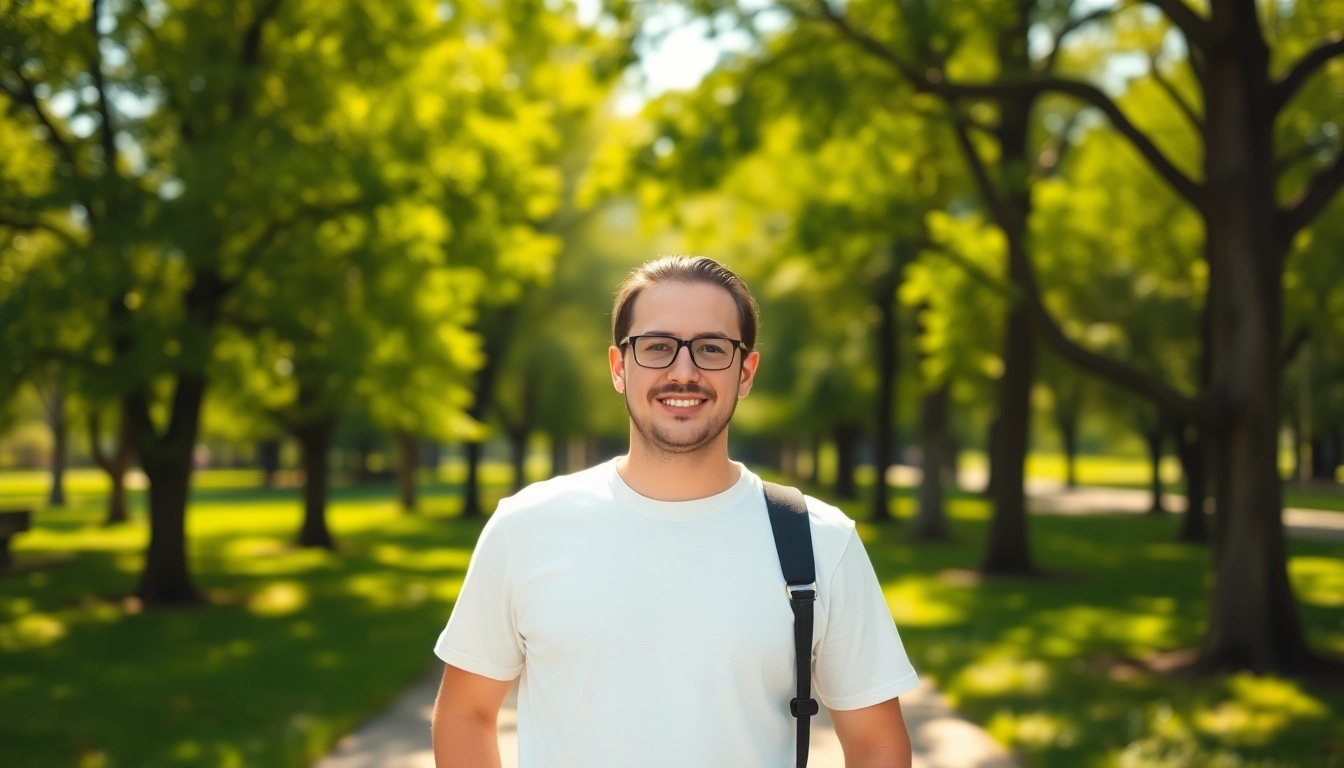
[605, 457, 759, 520]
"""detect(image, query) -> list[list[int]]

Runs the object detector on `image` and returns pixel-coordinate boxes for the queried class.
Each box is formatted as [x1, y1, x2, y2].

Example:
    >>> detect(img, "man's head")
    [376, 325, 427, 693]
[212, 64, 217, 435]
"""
[608, 256, 761, 458]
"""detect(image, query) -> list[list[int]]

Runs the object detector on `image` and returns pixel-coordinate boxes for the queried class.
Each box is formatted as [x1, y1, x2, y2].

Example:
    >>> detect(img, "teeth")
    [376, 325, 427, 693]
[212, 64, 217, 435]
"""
[663, 398, 703, 408]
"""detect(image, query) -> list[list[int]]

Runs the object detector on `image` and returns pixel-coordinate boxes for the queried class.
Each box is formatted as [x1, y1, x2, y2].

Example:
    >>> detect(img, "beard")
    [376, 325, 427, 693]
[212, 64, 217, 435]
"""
[625, 384, 738, 457]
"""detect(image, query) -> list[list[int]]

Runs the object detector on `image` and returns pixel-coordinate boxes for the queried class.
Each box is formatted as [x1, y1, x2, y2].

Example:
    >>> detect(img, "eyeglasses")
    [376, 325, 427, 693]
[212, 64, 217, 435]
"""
[619, 335, 745, 370]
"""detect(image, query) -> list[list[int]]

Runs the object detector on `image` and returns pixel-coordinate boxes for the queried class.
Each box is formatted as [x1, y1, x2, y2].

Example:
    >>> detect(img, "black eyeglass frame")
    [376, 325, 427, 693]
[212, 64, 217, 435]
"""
[618, 334, 747, 371]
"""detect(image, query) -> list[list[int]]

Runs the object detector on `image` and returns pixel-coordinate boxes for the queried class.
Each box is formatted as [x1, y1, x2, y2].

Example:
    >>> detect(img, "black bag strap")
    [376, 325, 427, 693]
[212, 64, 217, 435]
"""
[762, 481, 818, 768]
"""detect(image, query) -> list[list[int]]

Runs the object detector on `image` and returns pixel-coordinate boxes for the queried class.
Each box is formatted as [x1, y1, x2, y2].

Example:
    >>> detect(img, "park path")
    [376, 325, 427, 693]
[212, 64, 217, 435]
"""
[946, 468, 1344, 541]
[312, 668, 1018, 768]
[312, 475, 1342, 768]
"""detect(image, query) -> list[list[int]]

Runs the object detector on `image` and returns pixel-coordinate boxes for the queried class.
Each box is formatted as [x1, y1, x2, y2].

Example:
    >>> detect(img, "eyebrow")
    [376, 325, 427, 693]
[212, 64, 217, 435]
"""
[639, 331, 734, 339]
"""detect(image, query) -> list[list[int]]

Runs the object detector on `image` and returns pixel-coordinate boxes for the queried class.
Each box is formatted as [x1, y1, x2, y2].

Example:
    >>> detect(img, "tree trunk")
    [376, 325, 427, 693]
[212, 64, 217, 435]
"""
[832, 424, 860, 501]
[982, 419, 998, 498]
[982, 297, 1036, 575]
[944, 432, 960, 490]
[914, 381, 951, 540]
[1146, 424, 1167, 515]
[461, 440, 485, 518]
[551, 433, 569, 478]
[978, 15, 1038, 574]
[45, 372, 68, 508]
[1310, 431, 1340, 481]
[294, 419, 336, 550]
[1052, 378, 1083, 490]
[126, 375, 210, 606]
[508, 426, 528, 494]
[257, 439, 280, 488]
[808, 432, 822, 485]
[1195, 5, 1315, 674]
[89, 408, 133, 526]
[135, 453, 198, 603]
[1061, 420, 1078, 489]
[1174, 421, 1208, 543]
[869, 270, 899, 522]
[397, 430, 418, 512]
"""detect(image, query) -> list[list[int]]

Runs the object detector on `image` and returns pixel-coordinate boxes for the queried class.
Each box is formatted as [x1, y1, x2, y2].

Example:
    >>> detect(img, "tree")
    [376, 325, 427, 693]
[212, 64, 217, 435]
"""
[794, 0, 1344, 672]
[0, 0, 612, 602]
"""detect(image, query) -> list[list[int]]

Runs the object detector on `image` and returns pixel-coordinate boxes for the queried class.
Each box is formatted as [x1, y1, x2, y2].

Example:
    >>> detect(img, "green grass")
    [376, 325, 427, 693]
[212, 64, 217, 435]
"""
[2, 465, 1343, 767]
[0, 468, 513, 768]
[807, 482, 1344, 768]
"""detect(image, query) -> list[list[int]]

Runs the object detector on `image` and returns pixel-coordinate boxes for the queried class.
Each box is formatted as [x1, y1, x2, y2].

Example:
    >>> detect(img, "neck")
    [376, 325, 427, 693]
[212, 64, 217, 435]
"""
[617, 431, 741, 502]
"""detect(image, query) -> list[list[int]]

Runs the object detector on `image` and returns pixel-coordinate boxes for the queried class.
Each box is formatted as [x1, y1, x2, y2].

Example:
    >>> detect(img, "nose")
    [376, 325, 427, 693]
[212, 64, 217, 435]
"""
[665, 344, 700, 383]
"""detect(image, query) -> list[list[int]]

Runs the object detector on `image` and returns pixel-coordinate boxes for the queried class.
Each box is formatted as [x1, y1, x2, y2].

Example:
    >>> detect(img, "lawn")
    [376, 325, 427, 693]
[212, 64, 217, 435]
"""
[0, 468, 507, 768]
[2, 466, 1342, 767]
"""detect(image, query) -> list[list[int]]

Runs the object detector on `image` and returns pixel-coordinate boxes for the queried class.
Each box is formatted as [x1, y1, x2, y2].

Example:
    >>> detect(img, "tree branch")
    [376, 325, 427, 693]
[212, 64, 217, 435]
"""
[1148, 52, 1203, 132]
[224, 198, 365, 286]
[1278, 148, 1344, 241]
[1271, 33, 1344, 114]
[1142, 0, 1208, 48]
[7, 69, 79, 172]
[1281, 326, 1309, 370]
[807, 1, 1204, 206]
[230, 0, 284, 120]
[90, 0, 120, 180]
[1274, 140, 1330, 175]
[951, 114, 1204, 421]
[1045, 7, 1116, 71]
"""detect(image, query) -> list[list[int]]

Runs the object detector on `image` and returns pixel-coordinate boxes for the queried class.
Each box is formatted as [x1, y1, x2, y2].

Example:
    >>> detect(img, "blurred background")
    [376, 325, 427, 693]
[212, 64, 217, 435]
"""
[2, 0, 1343, 765]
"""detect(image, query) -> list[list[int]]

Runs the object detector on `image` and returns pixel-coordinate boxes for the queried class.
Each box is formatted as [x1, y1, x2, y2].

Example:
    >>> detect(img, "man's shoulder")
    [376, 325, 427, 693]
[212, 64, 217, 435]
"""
[753, 475, 857, 549]
[491, 462, 614, 527]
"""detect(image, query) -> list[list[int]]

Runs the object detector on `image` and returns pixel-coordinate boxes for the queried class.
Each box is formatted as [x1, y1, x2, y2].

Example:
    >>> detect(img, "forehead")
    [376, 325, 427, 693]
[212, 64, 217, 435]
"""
[628, 281, 741, 338]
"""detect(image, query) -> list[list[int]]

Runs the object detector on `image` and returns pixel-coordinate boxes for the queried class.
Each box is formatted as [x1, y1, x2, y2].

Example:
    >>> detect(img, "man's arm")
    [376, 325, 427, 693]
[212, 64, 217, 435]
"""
[830, 697, 913, 768]
[431, 664, 514, 768]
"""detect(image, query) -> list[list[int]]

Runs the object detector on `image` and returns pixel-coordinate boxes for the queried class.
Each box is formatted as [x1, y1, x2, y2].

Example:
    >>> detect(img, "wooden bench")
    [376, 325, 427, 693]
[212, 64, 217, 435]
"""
[0, 510, 31, 570]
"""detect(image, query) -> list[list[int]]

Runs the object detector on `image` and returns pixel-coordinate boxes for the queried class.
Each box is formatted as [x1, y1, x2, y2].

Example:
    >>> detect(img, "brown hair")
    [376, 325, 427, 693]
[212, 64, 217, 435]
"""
[612, 255, 760, 351]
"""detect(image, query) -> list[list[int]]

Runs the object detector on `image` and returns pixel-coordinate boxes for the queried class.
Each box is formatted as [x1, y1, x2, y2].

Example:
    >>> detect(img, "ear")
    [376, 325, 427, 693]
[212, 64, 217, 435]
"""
[737, 348, 760, 398]
[609, 345, 626, 393]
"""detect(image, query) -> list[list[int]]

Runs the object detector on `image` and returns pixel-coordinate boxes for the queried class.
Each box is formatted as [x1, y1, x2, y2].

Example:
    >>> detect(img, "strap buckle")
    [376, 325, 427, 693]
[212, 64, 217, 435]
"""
[786, 583, 816, 601]
[790, 697, 820, 717]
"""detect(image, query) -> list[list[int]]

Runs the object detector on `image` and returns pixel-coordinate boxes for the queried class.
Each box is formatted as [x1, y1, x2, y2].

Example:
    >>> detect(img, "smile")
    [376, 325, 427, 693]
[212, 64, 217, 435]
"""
[658, 397, 707, 409]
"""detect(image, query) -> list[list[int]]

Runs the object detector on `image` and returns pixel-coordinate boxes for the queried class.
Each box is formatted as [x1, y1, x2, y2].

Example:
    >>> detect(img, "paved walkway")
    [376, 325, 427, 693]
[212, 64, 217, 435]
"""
[313, 668, 1018, 768]
[948, 469, 1344, 541]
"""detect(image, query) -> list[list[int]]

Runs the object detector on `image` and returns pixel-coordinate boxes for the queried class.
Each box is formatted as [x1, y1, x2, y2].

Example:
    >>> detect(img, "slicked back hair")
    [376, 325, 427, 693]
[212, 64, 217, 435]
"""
[612, 255, 760, 352]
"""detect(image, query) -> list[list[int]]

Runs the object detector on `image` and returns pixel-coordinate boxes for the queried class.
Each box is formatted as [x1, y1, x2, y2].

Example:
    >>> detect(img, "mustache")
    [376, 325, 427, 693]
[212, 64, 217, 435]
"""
[649, 385, 712, 400]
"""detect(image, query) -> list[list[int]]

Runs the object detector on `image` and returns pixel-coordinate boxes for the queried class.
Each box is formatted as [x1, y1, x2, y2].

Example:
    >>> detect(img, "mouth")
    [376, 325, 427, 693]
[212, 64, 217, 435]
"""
[655, 395, 709, 412]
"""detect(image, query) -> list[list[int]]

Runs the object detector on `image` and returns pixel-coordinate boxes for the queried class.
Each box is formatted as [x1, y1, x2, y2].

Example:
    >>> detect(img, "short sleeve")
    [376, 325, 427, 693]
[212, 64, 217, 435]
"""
[433, 507, 524, 680]
[813, 530, 919, 710]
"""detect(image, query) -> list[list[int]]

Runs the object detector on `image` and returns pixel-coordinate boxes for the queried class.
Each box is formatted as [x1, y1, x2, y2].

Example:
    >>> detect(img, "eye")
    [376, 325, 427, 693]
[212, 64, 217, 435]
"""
[696, 341, 727, 354]
[642, 341, 673, 352]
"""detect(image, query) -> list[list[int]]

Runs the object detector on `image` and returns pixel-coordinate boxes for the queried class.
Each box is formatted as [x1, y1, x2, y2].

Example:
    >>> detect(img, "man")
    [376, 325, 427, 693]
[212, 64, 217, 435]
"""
[431, 256, 918, 767]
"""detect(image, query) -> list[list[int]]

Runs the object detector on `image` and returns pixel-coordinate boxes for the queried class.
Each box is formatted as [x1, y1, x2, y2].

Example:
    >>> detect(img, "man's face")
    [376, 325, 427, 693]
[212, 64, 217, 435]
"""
[608, 281, 760, 456]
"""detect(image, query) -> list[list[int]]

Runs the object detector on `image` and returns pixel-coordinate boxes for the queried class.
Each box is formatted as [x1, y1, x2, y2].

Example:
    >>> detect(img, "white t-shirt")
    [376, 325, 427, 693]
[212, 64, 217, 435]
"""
[434, 459, 919, 768]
